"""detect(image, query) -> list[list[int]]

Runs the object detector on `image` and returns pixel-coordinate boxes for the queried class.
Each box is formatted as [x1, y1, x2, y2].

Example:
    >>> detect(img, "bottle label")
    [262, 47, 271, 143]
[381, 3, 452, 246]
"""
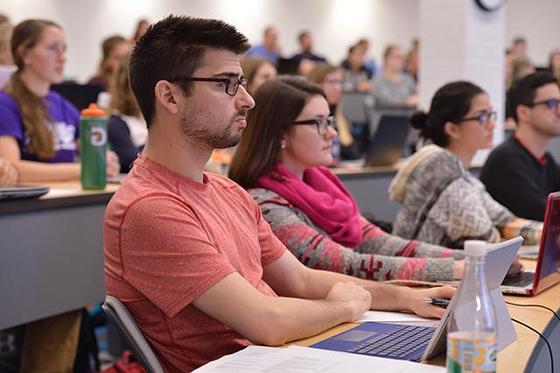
[90, 126, 107, 147]
[447, 332, 496, 373]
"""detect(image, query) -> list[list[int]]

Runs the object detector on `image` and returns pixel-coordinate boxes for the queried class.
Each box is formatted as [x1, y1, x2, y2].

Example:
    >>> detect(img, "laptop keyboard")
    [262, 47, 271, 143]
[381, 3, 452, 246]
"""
[345, 325, 434, 359]
[502, 271, 535, 287]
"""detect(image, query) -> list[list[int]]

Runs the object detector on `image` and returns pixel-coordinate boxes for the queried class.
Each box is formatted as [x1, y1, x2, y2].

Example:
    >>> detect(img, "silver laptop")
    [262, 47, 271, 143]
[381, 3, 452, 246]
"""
[312, 237, 522, 362]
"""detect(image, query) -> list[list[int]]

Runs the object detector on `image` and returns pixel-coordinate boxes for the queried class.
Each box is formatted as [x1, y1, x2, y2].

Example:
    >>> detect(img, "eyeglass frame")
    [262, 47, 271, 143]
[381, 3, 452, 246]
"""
[526, 98, 560, 111]
[456, 111, 497, 128]
[292, 116, 336, 135]
[168, 75, 248, 96]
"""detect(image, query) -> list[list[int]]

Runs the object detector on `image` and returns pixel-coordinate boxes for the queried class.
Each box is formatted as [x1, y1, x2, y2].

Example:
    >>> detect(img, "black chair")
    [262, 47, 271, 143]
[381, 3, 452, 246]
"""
[102, 295, 164, 373]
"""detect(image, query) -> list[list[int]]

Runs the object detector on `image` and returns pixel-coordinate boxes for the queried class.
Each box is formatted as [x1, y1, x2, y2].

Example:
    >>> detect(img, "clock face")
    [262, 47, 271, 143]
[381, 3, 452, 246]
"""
[475, 0, 507, 11]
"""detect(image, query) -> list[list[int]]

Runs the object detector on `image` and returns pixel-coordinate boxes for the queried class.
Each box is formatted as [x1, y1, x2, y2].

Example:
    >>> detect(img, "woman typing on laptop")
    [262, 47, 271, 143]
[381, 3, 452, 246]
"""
[0, 19, 119, 182]
[229, 76, 469, 283]
[389, 81, 542, 251]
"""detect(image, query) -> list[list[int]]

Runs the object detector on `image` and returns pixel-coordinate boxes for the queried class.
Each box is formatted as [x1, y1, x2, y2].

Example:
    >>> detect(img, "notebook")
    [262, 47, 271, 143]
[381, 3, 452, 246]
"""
[0, 186, 49, 200]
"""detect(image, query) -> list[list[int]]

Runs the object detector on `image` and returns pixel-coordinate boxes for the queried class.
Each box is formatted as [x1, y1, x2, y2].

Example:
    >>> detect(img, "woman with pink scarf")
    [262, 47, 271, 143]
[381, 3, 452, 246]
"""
[229, 77, 466, 282]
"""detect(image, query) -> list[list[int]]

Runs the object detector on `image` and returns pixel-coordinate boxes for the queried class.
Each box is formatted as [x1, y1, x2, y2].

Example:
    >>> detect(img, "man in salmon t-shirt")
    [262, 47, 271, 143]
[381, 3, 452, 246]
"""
[103, 15, 454, 372]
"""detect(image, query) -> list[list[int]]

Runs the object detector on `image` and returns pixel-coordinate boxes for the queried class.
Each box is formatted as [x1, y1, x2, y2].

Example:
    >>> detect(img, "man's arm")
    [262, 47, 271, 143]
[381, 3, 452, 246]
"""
[263, 251, 455, 319]
[192, 271, 370, 346]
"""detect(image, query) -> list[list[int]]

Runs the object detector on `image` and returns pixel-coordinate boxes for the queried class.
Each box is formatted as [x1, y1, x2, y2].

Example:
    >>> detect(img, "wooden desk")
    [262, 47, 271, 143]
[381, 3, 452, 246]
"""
[0, 182, 118, 329]
[293, 260, 560, 372]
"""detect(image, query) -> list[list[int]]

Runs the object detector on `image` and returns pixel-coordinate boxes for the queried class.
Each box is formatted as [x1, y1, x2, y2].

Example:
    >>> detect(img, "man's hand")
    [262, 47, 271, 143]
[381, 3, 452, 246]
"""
[326, 282, 371, 322]
[401, 285, 455, 319]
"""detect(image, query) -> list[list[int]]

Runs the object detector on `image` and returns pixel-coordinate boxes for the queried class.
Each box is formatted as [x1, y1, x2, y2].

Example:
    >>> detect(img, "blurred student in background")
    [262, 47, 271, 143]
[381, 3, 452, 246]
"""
[0, 14, 16, 88]
[241, 57, 277, 95]
[88, 34, 130, 91]
[372, 45, 417, 109]
[307, 64, 363, 159]
[108, 52, 146, 173]
[0, 20, 119, 181]
[130, 18, 149, 45]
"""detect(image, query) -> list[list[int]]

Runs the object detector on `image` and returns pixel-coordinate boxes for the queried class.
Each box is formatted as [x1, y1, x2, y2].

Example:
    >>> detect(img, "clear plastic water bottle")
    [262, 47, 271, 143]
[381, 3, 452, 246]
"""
[447, 240, 497, 373]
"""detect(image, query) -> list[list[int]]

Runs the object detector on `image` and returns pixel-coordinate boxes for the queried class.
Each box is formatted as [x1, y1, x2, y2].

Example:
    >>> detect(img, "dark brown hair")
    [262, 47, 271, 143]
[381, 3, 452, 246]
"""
[410, 81, 484, 147]
[5, 19, 61, 160]
[229, 76, 324, 189]
[129, 15, 250, 127]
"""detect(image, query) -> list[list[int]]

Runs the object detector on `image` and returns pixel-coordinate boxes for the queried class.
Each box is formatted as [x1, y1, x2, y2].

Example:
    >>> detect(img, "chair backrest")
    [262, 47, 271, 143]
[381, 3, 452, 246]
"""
[102, 295, 164, 373]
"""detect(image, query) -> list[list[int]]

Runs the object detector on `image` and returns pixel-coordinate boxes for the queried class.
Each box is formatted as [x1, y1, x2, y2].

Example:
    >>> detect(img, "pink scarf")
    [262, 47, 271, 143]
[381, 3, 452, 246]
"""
[256, 164, 363, 248]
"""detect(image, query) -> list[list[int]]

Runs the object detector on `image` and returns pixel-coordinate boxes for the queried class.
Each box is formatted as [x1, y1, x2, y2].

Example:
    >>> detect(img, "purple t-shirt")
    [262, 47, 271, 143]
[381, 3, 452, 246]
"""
[0, 91, 79, 163]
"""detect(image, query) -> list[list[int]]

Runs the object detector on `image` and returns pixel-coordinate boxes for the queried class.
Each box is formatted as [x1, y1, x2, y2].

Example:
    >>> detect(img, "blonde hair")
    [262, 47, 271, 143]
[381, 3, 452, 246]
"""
[109, 52, 140, 117]
[306, 64, 353, 146]
[241, 57, 273, 94]
[5, 19, 61, 160]
[0, 15, 13, 65]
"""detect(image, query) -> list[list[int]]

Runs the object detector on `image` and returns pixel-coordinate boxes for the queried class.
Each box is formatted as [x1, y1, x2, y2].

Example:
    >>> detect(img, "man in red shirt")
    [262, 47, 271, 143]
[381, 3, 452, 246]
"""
[104, 15, 453, 372]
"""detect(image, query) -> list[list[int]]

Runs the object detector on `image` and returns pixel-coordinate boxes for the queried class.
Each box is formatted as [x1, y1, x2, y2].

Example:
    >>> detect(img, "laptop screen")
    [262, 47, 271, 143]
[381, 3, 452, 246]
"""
[539, 192, 560, 280]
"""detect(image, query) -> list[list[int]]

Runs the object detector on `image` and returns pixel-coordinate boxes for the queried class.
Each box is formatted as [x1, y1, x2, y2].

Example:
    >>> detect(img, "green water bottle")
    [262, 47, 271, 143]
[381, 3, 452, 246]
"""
[80, 103, 107, 190]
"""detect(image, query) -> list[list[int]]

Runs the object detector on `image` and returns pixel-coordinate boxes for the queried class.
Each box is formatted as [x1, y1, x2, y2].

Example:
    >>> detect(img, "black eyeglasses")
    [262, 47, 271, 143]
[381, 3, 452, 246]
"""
[169, 76, 248, 96]
[292, 116, 336, 135]
[529, 98, 560, 111]
[457, 111, 497, 128]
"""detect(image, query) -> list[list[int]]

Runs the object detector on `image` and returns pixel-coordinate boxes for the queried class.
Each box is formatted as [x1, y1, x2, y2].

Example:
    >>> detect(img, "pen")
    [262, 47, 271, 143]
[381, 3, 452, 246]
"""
[425, 297, 450, 308]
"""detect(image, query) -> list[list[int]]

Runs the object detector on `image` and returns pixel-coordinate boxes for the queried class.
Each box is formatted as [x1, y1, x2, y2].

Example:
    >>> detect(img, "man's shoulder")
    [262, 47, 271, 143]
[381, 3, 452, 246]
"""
[485, 137, 528, 167]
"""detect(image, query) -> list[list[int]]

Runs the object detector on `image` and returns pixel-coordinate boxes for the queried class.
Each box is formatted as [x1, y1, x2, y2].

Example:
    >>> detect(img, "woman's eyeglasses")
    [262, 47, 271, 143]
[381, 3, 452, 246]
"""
[292, 116, 336, 135]
[457, 111, 497, 128]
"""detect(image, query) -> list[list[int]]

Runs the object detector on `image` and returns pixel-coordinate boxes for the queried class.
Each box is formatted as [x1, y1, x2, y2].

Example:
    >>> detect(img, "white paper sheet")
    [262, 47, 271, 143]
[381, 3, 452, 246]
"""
[357, 310, 439, 327]
[193, 345, 445, 372]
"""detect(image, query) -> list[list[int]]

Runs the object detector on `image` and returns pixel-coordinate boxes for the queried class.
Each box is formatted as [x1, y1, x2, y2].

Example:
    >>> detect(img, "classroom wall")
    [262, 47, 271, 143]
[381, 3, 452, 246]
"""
[0, 0, 417, 82]
[0, 0, 557, 82]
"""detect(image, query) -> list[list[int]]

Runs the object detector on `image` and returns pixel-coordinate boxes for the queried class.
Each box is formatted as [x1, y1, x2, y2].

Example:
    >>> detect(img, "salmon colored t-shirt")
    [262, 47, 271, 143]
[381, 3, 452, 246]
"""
[104, 155, 286, 372]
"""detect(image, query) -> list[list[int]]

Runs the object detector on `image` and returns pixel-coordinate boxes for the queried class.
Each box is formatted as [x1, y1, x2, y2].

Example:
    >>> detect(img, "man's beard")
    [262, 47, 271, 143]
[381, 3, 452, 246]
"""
[180, 111, 244, 149]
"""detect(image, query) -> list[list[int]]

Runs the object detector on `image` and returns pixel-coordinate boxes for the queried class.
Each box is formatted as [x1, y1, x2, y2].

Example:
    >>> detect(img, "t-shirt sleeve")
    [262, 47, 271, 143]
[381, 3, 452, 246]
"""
[119, 195, 237, 318]
[0, 94, 24, 141]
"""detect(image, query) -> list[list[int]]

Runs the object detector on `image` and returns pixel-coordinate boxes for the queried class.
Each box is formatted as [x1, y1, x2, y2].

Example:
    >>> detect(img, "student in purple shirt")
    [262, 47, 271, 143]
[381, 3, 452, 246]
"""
[0, 19, 119, 183]
[0, 19, 118, 372]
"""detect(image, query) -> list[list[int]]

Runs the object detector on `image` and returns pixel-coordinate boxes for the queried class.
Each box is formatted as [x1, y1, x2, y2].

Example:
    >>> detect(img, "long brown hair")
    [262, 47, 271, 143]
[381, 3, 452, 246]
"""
[96, 35, 127, 84]
[109, 52, 140, 117]
[5, 19, 61, 160]
[229, 76, 324, 189]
